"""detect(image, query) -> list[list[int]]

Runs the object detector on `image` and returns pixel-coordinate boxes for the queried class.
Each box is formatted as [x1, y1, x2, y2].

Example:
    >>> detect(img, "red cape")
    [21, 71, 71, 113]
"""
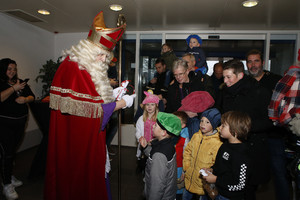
[44, 57, 108, 200]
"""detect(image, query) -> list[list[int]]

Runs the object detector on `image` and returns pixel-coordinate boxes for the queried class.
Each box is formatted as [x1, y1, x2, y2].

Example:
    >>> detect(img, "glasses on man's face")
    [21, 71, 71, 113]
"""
[174, 71, 187, 78]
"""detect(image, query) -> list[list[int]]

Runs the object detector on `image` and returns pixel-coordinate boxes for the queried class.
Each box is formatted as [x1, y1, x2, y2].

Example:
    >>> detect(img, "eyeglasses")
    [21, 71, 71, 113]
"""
[174, 70, 187, 78]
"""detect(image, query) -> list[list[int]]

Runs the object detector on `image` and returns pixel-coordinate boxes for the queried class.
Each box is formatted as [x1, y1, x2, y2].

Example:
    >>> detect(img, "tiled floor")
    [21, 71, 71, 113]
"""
[0, 145, 293, 200]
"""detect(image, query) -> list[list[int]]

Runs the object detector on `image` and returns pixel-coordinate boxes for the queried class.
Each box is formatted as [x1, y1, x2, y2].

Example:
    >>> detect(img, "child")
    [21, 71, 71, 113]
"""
[161, 43, 178, 70]
[183, 108, 223, 200]
[178, 91, 215, 139]
[139, 112, 182, 200]
[186, 34, 208, 75]
[135, 91, 159, 172]
[203, 111, 252, 200]
[173, 111, 190, 197]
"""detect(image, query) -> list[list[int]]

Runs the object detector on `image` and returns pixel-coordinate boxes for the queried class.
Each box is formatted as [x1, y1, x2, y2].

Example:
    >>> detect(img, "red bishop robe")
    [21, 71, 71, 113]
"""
[44, 57, 112, 200]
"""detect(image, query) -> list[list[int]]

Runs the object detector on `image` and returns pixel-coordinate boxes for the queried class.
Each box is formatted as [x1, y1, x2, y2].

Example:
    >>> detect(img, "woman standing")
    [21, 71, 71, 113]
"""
[0, 58, 35, 200]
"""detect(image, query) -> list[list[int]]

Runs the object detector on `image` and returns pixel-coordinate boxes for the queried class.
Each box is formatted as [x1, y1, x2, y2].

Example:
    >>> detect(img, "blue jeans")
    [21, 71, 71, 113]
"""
[182, 189, 209, 200]
[267, 138, 290, 200]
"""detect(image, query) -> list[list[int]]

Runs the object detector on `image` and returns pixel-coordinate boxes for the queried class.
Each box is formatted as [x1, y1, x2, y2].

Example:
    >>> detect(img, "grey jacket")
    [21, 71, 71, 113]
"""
[144, 138, 177, 200]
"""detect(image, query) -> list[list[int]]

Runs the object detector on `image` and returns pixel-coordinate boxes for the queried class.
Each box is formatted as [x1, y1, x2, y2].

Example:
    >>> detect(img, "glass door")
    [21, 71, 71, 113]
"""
[138, 34, 162, 105]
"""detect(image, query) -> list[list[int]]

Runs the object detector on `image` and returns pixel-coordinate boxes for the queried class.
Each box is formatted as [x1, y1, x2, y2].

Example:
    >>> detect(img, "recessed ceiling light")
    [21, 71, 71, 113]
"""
[109, 4, 123, 11]
[242, 0, 259, 7]
[38, 9, 50, 15]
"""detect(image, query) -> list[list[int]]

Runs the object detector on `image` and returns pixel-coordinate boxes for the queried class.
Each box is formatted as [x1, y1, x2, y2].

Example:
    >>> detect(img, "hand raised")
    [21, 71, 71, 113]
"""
[13, 80, 26, 91]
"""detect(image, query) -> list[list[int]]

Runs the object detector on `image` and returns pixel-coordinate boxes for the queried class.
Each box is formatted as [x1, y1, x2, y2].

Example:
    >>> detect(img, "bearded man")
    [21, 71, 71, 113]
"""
[44, 11, 135, 200]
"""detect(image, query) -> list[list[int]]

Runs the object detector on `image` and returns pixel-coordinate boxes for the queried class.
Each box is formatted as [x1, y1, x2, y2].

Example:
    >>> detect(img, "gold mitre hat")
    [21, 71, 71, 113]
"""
[87, 11, 126, 51]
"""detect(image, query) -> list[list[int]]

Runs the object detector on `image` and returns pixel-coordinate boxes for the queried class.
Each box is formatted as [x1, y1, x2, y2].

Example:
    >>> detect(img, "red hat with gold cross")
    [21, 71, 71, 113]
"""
[87, 11, 126, 51]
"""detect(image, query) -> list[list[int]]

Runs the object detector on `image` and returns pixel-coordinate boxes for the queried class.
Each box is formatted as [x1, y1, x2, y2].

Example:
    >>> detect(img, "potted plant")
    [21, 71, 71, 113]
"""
[29, 58, 61, 179]
[35, 57, 61, 100]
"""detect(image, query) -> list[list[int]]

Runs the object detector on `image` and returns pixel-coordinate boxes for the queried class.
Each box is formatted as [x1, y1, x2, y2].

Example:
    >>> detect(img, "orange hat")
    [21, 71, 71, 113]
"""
[87, 11, 126, 51]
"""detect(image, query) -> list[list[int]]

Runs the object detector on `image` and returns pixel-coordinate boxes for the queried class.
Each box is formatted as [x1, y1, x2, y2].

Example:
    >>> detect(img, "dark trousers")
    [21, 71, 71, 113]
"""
[0, 117, 26, 184]
[245, 184, 258, 200]
[106, 112, 118, 147]
[267, 138, 290, 200]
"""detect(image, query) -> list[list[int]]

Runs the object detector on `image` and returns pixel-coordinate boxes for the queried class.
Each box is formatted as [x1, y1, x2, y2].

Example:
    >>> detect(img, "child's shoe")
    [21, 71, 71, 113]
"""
[3, 184, 18, 200]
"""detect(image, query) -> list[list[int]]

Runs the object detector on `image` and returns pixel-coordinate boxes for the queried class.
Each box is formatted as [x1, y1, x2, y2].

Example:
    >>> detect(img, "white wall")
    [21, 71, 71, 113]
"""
[0, 13, 55, 150]
[54, 32, 87, 59]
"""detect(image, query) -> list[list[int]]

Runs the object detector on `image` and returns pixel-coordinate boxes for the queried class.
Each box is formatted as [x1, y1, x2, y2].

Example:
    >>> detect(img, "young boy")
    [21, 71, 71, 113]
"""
[173, 111, 190, 197]
[139, 112, 182, 200]
[203, 111, 252, 200]
[183, 108, 223, 200]
[186, 34, 208, 75]
[178, 91, 215, 139]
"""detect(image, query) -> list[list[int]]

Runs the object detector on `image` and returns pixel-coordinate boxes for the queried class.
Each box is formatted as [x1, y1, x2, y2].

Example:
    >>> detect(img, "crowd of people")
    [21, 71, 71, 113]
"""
[1, 13, 299, 199]
[135, 37, 300, 200]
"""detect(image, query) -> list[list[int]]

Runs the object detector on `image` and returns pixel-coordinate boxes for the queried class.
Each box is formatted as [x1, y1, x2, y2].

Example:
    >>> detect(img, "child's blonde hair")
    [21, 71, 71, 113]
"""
[142, 104, 159, 122]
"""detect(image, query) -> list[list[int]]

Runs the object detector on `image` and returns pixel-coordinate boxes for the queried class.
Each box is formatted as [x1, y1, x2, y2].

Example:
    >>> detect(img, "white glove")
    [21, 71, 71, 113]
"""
[289, 113, 300, 136]
[113, 80, 129, 100]
[113, 86, 125, 100]
[122, 94, 136, 109]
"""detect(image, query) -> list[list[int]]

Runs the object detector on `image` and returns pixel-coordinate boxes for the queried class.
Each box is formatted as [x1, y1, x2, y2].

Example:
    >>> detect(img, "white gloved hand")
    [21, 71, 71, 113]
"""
[122, 94, 136, 109]
[289, 113, 300, 136]
[113, 80, 129, 100]
[113, 86, 125, 100]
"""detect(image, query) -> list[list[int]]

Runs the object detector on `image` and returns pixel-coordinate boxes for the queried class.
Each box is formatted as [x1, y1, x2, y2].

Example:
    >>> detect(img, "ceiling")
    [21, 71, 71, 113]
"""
[0, 0, 300, 33]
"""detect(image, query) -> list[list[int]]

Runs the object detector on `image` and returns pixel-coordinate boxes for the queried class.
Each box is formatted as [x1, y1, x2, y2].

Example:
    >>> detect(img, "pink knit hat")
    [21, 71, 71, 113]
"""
[142, 91, 159, 104]
[178, 91, 214, 113]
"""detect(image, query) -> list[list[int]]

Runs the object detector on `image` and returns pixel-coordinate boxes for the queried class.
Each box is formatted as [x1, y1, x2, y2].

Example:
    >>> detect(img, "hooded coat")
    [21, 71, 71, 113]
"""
[183, 130, 222, 195]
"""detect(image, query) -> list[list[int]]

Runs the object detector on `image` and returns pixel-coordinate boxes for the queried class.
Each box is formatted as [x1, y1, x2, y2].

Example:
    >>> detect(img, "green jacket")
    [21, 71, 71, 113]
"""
[161, 51, 177, 70]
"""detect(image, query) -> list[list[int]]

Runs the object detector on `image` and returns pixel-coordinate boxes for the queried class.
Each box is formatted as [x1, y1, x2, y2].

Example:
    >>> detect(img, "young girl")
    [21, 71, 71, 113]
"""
[135, 91, 160, 160]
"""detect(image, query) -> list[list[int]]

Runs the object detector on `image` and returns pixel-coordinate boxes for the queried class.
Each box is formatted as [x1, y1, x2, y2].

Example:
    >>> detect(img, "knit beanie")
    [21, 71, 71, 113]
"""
[186, 34, 202, 45]
[142, 90, 159, 105]
[156, 112, 182, 136]
[201, 108, 221, 130]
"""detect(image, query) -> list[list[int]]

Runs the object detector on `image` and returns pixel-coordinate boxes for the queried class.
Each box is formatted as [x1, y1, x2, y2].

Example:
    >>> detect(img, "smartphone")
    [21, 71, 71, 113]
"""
[22, 78, 30, 83]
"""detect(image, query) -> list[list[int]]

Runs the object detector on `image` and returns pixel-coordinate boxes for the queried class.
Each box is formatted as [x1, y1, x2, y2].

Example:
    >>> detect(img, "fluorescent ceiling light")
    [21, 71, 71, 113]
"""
[242, 0, 259, 7]
[110, 4, 123, 11]
[38, 9, 50, 15]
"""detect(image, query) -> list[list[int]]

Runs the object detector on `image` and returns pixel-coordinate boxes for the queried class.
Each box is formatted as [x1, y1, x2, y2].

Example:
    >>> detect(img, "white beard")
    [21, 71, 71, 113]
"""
[61, 39, 114, 103]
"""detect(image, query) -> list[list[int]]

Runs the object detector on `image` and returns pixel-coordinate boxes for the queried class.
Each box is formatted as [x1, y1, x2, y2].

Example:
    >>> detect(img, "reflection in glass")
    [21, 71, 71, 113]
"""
[270, 40, 296, 76]
[138, 39, 162, 106]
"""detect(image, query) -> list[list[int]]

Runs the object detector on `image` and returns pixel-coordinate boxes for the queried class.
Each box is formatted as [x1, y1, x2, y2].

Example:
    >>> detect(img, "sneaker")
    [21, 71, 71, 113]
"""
[3, 184, 18, 200]
[11, 176, 23, 187]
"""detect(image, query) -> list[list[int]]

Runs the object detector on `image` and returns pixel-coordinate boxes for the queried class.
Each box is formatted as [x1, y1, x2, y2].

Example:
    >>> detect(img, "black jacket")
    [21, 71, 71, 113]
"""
[257, 71, 287, 138]
[213, 142, 251, 200]
[217, 75, 272, 184]
[217, 75, 273, 133]
[165, 71, 214, 113]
